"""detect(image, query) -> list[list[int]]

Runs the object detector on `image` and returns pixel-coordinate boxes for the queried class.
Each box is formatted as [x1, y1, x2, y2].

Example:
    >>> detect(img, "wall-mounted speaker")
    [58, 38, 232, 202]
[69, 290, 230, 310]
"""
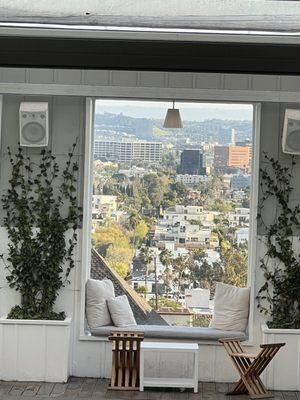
[19, 102, 49, 147]
[282, 109, 300, 155]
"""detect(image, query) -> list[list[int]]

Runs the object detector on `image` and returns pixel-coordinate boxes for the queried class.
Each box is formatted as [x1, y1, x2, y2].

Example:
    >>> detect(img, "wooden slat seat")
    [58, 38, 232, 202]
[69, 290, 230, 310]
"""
[108, 331, 144, 391]
[219, 338, 285, 399]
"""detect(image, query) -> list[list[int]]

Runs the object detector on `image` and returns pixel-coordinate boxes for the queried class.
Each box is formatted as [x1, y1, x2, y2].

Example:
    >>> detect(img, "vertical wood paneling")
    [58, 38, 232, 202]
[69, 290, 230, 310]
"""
[2, 67, 300, 96]
[1, 68, 26, 83]
[0, 69, 299, 388]
[27, 69, 55, 84]
[168, 72, 193, 88]
[46, 325, 70, 382]
[1, 95, 23, 153]
[111, 71, 138, 87]
[263, 331, 300, 391]
[55, 69, 82, 85]
[195, 73, 222, 89]
[280, 76, 300, 92]
[251, 75, 278, 91]
[0, 324, 18, 380]
[260, 103, 280, 162]
[215, 346, 238, 382]
[224, 74, 249, 90]
[51, 97, 84, 156]
[198, 346, 215, 381]
[84, 70, 110, 86]
[17, 324, 45, 380]
[0, 321, 70, 382]
[140, 71, 165, 87]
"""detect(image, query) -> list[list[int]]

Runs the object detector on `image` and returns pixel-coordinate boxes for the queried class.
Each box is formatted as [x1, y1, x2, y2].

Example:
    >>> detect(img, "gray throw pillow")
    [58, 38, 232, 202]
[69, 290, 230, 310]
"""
[107, 295, 137, 327]
[85, 278, 115, 328]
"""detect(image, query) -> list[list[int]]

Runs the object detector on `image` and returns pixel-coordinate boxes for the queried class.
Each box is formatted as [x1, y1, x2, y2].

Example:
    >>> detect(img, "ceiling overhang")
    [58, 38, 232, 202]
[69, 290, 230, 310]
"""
[0, 18, 300, 75]
[0, 32, 299, 75]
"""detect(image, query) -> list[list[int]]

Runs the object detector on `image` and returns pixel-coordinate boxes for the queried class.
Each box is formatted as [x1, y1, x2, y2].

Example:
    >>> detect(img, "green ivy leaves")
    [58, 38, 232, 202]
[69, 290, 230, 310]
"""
[257, 153, 300, 329]
[1, 143, 82, 320]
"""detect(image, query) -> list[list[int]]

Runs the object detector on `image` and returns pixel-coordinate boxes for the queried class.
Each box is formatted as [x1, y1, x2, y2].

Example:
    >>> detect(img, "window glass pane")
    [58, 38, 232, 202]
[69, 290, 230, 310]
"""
[91, 99, 253, 327]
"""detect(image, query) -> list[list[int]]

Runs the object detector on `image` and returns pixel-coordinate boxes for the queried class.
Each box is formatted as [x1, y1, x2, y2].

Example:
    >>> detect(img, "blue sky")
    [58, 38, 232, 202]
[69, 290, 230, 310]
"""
[95, 100, 253, 121]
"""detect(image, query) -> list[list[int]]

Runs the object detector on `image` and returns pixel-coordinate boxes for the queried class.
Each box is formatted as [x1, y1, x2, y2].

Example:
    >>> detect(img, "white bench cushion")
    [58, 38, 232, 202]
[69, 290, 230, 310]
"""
[90, 325, 247, 341]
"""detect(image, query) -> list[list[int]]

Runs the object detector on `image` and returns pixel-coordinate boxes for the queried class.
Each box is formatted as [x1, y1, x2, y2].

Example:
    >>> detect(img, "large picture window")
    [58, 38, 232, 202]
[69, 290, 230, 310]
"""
[90, 99, 254, 327]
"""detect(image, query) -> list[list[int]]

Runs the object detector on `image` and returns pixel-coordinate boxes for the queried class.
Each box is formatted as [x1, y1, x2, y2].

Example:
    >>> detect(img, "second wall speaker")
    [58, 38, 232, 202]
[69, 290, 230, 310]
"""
[19, 102, 49, 147]
[282, 108, 300, 154]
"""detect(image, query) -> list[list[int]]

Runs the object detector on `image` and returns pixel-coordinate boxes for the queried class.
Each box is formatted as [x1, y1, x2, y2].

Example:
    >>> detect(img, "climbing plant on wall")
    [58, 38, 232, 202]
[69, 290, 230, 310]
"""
[1, 143, 82, 320]
[257, 152, 300, 329]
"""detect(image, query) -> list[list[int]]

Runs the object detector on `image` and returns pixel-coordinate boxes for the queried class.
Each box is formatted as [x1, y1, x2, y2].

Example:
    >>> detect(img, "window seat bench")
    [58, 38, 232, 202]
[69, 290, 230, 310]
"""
[90, 325, 247, 341]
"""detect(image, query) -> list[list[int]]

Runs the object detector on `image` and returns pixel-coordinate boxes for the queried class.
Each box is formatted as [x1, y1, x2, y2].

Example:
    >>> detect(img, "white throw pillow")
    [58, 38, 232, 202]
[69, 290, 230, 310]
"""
[107, 295, 137, 327]
[209, 282, 250, 332]
[85, 278, 115, 328]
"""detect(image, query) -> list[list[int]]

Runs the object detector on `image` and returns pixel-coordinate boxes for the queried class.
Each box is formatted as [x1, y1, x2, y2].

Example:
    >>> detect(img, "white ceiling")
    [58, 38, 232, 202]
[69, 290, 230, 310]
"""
[0, 0, 300, 32]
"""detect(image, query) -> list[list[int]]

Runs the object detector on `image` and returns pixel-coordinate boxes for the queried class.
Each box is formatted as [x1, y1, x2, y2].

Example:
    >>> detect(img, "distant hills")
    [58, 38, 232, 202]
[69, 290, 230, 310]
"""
[95, 112, 252, 145]
[95, 103, 253, 121]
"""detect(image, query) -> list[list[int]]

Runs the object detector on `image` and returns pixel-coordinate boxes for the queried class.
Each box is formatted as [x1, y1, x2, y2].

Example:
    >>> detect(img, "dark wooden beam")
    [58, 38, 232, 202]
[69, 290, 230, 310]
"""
[0, 35, 299, 75]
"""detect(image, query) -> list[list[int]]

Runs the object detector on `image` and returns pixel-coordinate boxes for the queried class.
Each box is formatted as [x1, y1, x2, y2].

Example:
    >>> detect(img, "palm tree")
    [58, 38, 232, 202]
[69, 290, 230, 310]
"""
[159, 248, 173, 297]
[128, 210, 141, 247]
[139, 245, 154, 298]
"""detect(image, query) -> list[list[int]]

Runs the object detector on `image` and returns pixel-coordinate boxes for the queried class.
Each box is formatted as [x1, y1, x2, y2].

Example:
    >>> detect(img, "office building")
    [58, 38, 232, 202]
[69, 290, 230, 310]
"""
[94, 138, 162, 164]
[214, 145, 250, 171]
[178, 149, 205, 175]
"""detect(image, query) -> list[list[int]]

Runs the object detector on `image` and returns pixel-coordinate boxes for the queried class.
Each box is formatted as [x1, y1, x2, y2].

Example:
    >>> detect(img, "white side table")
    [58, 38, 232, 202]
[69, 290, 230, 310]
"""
[140, 342, 199, 393]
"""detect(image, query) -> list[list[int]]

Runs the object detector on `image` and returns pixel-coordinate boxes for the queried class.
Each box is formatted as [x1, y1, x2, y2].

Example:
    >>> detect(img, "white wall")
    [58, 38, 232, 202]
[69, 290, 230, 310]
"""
[0, 68, 299, 384]
[0, 94, 86, 381]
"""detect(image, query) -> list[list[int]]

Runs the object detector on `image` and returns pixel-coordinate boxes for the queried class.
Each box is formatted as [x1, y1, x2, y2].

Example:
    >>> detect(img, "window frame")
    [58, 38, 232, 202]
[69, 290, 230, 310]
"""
[80, 97, 260, 345]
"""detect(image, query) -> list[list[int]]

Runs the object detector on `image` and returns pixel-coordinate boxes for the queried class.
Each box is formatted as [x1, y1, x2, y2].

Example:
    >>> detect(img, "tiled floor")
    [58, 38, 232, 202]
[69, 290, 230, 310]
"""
[0, 379, 298, 400]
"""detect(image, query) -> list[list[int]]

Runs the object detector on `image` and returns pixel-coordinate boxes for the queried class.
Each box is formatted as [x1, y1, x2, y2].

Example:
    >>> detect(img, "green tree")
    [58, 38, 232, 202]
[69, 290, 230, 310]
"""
[213, 220, 248, 288]
[211, 199, 234, 213]
[136, 285, 147, 297]
[220, 240, 248, 287]
[171, 255, 191, 301]
[149, 296, 181, 310]
[132, 219, 149, 247]
[106, 242, 134, 278]
[143, 173, 166, 207]
[189, 249, 224, 293]
[92, 224, 134, 278]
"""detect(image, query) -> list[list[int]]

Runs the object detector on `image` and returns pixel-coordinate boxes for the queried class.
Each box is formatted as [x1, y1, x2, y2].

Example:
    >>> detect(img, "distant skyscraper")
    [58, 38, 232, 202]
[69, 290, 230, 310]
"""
[179, 150, 205, 175]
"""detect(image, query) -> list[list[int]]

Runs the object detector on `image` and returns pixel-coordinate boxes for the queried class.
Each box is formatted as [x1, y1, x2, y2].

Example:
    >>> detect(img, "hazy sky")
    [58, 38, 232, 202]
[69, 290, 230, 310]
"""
[95, 100, 253, 121]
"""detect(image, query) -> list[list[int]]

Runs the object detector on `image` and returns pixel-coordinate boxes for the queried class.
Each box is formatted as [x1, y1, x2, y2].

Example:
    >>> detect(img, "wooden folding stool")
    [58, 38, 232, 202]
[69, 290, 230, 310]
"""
[108, 331, 144, 391]
[219, 338, 285, 399]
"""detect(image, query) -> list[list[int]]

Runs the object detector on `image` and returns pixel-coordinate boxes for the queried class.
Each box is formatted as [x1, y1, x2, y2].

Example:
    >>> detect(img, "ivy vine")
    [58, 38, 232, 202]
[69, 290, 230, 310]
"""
[1, 143, 82, 320]
[257, 152, 300, 329]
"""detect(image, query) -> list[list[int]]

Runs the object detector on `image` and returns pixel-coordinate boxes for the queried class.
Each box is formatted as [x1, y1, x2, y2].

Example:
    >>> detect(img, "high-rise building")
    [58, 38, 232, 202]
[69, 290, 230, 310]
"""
[214, 145, 250, 171]
[179, 150, 205, 175]
[94, 138, 162, 164]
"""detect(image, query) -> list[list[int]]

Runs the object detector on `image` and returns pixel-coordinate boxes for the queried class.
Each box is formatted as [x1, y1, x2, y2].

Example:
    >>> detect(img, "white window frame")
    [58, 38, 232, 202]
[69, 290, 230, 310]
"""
[80, 96, 261, 344]
[79, 98, 95, 337]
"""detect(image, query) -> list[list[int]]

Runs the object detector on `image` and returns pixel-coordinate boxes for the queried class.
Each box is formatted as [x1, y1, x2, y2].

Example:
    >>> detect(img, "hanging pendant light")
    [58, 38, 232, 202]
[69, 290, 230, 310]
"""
[163, 100, 183, 129]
